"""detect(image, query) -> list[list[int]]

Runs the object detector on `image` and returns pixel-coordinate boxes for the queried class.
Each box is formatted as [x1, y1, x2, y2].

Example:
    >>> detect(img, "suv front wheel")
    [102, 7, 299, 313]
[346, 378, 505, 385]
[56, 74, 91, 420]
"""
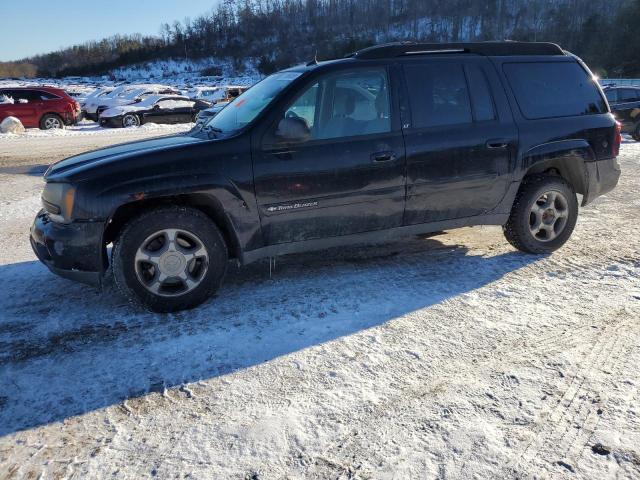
[113, 206, 228, 312]
[503, 175, 578, 254]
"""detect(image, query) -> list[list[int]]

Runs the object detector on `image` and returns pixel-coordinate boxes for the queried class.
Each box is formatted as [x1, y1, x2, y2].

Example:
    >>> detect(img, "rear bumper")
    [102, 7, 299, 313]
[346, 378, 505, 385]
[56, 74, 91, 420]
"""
[582, 157, 621, 205]
[30, 210, 104, 286]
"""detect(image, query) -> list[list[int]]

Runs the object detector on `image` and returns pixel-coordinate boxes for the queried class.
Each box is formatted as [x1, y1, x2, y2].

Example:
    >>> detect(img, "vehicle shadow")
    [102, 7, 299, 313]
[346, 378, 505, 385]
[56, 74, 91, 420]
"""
[0, 234, 539, 436]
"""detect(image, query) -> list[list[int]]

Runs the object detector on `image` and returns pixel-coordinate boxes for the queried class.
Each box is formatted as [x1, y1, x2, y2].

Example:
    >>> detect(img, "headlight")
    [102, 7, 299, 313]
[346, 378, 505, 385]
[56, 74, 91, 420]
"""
[42, 183, 76, 223]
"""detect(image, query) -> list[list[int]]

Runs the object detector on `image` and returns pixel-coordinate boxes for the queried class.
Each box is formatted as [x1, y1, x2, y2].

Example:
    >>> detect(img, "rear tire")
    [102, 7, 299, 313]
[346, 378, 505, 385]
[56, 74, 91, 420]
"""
[40, 113, 64, 130]
[503, 175, 578, 254]
[113, 206, 228, 312]
[632, 123, 640, 141]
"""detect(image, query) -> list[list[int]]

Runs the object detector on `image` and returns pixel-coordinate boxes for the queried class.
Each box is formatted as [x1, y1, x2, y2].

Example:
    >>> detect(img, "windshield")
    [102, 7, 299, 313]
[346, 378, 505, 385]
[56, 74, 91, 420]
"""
[203, 71, 302, 133]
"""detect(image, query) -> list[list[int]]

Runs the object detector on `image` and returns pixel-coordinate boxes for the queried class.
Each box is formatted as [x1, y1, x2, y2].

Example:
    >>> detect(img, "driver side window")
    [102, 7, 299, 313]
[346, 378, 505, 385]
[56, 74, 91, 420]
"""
[275, 68, 391, 144]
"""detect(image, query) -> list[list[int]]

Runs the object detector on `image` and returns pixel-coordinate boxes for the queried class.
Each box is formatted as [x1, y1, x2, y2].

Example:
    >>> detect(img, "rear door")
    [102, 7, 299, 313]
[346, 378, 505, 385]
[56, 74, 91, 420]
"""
[1, 90, 40, 127]
[253, 66, 407, 245]
[401, 57, 517, 224]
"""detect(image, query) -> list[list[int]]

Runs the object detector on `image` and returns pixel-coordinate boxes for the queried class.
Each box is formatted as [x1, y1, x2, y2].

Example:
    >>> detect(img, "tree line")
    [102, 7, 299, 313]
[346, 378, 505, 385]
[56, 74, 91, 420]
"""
[1, 0, 639, 79]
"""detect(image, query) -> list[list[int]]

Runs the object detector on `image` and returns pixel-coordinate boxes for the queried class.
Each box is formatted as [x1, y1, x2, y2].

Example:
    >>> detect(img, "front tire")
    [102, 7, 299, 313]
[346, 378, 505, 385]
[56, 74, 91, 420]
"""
[40, 113, 64, 130]
[122, 114, 141, 128]
[503, 175, 578, 254]
[113, 206, 228, 312]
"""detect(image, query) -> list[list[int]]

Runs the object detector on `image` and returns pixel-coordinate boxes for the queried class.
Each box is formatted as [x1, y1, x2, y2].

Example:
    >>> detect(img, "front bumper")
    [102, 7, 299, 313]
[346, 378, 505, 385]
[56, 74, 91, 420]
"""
[99, 116, 122, 128]
[582, 157, 622, 205]
[83, 111, 98, 122]
[30, 210, 104, 286]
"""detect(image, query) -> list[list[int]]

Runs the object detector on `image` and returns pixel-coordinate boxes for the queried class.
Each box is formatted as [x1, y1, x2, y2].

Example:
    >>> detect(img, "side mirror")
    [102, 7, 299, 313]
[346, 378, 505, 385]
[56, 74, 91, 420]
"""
[275, 117, 311, 143]
[153, 104, 161, 111]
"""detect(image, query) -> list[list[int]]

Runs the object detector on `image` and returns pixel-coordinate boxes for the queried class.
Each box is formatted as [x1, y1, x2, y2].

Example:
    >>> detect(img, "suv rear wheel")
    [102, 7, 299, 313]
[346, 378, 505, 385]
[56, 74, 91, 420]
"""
[503, 175, 578, 254]
[40, 113, 64, 130]
[113, 206, 228, 312]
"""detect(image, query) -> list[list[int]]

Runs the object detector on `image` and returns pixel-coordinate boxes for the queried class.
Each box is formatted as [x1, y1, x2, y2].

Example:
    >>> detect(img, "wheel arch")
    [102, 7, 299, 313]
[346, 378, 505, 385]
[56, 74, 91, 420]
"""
[521, 139, 595, 205]
[104, 193, 242, 260]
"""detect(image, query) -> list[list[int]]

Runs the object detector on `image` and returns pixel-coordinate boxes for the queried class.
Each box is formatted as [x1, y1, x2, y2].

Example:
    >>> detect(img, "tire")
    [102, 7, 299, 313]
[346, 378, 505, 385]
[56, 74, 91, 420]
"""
[503, 174, 578, 254]
[632, 123, 640, 142]
[113, 206, 228, 312]
[40, 113, 64, 130]
[122, 114, 141, 128]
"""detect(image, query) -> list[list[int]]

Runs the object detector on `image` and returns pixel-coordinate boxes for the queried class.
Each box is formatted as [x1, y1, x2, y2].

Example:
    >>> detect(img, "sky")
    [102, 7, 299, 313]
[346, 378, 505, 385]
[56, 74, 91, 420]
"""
[0, 0, 219, 61]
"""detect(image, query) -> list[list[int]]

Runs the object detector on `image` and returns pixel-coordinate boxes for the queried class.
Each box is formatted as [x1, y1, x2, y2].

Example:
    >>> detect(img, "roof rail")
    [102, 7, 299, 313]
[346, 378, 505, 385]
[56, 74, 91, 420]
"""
[350, 41, 565, 59]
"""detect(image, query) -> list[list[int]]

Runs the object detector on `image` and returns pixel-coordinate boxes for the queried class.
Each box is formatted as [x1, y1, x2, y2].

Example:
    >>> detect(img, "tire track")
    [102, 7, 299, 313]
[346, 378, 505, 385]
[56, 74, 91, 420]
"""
[510, 314, 629, 475]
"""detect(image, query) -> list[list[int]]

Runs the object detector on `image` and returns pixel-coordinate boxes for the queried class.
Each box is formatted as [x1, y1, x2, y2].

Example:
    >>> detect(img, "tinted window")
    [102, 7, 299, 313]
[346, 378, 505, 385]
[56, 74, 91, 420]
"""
[281, 68, 390, 141]
[605, 89, 618, 103]
[404, 63, 472, 128]
[36, 91, 60, 100]
[619, 89, 639, 102]
[504, 62, 606, 119]
[466, 66, 496, 121]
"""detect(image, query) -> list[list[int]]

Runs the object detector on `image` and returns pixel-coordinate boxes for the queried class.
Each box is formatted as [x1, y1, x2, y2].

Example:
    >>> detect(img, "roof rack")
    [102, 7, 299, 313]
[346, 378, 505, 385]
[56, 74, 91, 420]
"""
[349, 41, 565, 59]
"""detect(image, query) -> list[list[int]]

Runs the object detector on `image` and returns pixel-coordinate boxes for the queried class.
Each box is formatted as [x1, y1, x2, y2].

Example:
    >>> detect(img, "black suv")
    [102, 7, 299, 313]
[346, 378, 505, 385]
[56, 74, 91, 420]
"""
[30, 42, 621, 312]
[603, 86, 640, 140]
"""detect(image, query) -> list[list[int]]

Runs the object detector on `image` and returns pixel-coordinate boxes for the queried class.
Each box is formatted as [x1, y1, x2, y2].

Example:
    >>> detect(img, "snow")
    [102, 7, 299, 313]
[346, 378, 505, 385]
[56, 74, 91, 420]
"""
[100, 97, 195, 118]
[0, 94, 13, 104]
[0, 119, 192, 139]
[0, 116, 24, 134]
[0, 135, 639, 479]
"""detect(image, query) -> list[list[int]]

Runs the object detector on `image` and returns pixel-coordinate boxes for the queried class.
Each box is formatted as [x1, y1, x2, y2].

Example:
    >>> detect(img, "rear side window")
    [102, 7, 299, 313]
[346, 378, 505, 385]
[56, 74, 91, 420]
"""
[36, 91, 60, 100]
[404, 63, 472, 128]
[504, 62, 606, 119]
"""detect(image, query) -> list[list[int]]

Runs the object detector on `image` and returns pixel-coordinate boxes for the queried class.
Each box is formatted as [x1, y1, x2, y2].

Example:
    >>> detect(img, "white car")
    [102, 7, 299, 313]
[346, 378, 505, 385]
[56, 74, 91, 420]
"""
[83, 84, 180, 122]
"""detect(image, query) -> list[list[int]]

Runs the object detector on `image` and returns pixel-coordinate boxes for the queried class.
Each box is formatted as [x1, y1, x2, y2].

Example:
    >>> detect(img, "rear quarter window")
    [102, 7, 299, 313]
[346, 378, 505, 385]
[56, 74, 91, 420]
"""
[504, 62, 607, 119]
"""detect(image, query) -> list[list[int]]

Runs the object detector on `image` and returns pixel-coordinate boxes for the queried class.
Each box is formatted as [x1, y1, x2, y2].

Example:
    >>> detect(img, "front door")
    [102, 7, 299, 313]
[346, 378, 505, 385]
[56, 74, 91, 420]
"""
[253, 67, 406, 245]
[400, 58, 517, 224]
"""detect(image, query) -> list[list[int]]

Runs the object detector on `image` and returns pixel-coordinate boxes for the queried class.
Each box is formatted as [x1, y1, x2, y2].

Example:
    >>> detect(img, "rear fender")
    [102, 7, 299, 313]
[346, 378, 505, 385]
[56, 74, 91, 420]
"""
[521, 139, 595, 206]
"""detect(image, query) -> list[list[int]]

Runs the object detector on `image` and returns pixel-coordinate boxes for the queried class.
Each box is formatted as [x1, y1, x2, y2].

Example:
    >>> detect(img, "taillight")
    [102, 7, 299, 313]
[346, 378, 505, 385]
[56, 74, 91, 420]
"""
[613, 121, 622, 157]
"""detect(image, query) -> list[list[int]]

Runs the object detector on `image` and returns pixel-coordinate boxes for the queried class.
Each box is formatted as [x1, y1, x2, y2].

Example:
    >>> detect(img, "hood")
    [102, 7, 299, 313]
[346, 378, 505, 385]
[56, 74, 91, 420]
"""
[101, 103, 148, 118]
[45, 134, 205, 181]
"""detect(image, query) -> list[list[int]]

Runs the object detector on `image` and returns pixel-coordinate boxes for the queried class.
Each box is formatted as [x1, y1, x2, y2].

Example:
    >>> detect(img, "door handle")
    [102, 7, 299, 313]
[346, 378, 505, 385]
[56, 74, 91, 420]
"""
[371, 151, 396, 163]
[486, 139, 509, 149]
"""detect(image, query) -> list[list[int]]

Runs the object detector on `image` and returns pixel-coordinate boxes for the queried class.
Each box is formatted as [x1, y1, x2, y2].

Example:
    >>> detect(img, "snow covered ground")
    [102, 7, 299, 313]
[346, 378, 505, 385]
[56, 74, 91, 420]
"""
[0, 134, 639, 479]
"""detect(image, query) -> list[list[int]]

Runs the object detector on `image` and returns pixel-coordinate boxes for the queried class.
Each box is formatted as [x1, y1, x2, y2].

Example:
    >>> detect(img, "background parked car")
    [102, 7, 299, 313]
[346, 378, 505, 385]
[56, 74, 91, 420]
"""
[84, 84, 180, 121]
[98, 95, 210, 128]
[604, 86, 640, 140]
[194, 100, 229, 127]
[0, 87, 80, 129]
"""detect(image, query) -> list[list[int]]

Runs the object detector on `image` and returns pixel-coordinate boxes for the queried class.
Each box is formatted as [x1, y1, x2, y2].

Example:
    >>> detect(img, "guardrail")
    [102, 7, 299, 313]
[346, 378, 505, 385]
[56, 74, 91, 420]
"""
[600, 78, 640, 86]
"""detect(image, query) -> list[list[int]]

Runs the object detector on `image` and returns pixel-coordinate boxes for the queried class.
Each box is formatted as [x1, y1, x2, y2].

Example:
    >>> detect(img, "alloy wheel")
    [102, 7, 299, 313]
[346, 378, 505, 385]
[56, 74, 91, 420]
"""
[134, 228, 209, 297]
[44, 117, 62, 129]
[123, 114, 140, 127]
[528, 190, 570, 242]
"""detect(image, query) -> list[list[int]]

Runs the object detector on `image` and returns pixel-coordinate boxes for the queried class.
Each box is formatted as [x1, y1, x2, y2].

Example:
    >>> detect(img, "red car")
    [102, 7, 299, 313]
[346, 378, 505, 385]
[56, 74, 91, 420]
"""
[0, 87, 81, 130]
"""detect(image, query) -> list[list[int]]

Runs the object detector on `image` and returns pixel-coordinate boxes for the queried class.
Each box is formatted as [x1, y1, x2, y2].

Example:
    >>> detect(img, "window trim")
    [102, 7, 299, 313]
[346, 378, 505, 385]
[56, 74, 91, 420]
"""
[463, 64, 498, 124]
